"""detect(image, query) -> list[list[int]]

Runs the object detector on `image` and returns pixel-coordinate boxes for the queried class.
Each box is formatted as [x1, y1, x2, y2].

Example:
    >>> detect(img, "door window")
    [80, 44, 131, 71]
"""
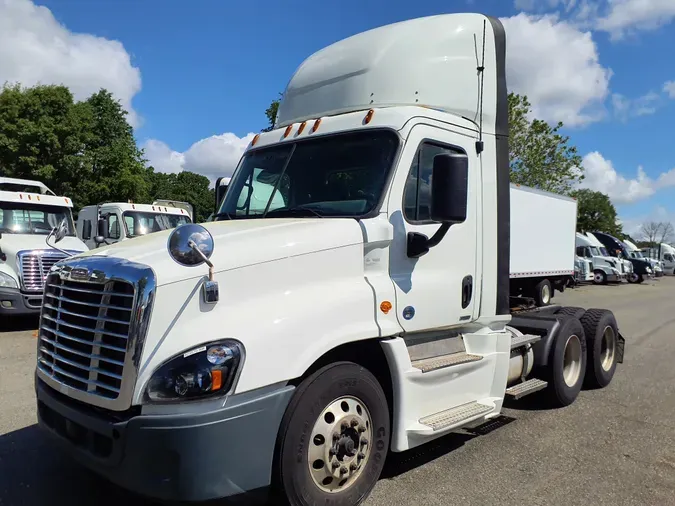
[403, 142, 464, 223]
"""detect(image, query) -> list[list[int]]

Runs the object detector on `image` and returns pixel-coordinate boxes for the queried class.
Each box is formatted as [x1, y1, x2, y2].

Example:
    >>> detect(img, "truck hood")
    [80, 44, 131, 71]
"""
[0, 234, 87, 255]
[77, 218, 365, 286]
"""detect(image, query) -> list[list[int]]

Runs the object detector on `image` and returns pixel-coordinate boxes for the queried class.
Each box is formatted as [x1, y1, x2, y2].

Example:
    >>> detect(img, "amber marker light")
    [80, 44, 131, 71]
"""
[364, 109, 375, 124]
[311, 118, 322, 132]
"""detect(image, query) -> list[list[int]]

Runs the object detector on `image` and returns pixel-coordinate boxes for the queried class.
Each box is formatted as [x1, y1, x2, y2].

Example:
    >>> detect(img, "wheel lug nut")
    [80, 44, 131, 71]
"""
[333, 433, 340, 441]
[332, 461, 340, 469]
[340, 466, 348, 475]
[358, 452, 366, 459]
[341, 421, 349, 430]
[360, 437, 368, 446]
[350, 419, 359, 427]
[358, 425, 366, 433]
[350, 463, 357, 471]
[329, 448, 336, 456]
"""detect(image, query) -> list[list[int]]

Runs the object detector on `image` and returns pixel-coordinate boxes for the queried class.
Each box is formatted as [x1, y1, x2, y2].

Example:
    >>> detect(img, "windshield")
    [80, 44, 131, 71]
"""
[122, 211, 191, 238]
[216, 130, 399, 219]
[590, 246, 601, 256]
[599, 247, 609, 256]
[0, 202, 75, 236]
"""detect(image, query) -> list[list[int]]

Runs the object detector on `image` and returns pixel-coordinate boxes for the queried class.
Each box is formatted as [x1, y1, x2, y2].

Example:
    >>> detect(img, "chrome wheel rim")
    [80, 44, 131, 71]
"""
[563, 334, 582, 387]
[542, 284, 551, 304]
[308, 396, 373, 493]
[594, 273, 603, 283]
[600, 325, 616, 371]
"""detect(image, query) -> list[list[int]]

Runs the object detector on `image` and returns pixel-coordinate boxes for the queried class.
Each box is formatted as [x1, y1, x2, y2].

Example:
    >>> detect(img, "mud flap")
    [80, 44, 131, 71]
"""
[616, 332, 626, 364]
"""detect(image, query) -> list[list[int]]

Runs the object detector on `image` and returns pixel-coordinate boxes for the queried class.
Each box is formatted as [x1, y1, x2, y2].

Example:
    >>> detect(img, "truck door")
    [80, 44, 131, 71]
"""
[388, 124, 479, 332]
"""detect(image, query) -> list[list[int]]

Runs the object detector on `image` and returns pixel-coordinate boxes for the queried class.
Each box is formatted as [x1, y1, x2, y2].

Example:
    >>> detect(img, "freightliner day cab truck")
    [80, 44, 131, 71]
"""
[593, 231, 651, 284]
[0, 177, 88, 317]
[586, 231, 633, 280]
[34, 14, 626, 506]
[76, 201, 192, 249]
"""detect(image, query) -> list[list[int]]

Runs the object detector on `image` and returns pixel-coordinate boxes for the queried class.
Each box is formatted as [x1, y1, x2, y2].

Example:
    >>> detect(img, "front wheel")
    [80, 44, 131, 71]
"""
[274, 362, 390, 506]
[593, 270, 607, 285]
[534, 279, 552, 306]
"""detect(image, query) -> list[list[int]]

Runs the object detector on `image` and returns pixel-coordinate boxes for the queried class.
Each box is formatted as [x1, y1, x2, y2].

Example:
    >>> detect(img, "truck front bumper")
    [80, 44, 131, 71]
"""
[0, 287, 42, 315]
[36, 377, 294, 502]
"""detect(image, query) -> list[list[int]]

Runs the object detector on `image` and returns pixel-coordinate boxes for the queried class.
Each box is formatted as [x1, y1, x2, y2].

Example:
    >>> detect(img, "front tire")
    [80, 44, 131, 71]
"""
[543, 316, 587, 407]
[274, 362, 390, 506]
[593, 270, 607, 285]
[580, 309, 619, 388]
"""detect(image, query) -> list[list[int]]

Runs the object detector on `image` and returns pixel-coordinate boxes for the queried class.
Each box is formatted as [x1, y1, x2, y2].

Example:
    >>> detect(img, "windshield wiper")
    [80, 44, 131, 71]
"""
[264, 207, 325, 218]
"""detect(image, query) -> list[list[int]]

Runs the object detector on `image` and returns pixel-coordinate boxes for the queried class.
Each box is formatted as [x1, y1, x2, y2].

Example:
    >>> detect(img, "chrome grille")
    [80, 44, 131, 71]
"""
[38, 275, 135, 399]
[18, 250, 80, 292]
[35, 257, 156, 411]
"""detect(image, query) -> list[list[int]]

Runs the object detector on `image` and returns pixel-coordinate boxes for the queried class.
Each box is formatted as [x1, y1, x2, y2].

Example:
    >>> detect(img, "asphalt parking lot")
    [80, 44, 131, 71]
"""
[1, 278, 674, 506]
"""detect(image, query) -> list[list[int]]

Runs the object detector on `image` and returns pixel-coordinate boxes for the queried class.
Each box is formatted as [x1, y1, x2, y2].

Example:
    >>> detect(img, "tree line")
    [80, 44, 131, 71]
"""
[0, 83, 215, 221]
[0, 81, 670, 246]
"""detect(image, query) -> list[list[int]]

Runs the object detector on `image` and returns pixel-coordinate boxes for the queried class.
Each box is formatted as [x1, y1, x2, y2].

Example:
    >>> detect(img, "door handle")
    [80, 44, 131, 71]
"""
[461, 275, 473, 309]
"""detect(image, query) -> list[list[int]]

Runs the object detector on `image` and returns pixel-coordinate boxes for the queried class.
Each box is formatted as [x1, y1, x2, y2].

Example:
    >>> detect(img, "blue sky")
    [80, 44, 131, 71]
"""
[2, 0, 675, 235]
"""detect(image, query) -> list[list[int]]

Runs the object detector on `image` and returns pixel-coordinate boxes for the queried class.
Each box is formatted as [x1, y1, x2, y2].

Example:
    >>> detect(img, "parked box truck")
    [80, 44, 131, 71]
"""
[509, 184, 576, 305]
[34, 13, 626, 506]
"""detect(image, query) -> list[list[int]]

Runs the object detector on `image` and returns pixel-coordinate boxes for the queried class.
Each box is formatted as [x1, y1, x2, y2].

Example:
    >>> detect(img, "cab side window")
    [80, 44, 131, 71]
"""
[108, 214, 121, 239]
[404, 142, 463, 223]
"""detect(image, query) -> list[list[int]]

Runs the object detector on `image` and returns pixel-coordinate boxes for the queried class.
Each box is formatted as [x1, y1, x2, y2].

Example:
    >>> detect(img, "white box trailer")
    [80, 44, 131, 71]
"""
[509, 184, 577, 305]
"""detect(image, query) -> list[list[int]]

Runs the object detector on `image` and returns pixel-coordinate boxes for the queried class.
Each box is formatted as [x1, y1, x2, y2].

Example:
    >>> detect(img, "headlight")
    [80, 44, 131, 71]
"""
[145, 340, 243, 402]
[0, 272, 18, 289]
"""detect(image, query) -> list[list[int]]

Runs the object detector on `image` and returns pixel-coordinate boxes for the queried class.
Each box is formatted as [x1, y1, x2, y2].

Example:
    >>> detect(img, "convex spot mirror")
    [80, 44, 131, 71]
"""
[168, 223, 215, 266]
[52, 218, 68, 244]
[430, 153, 468, 224]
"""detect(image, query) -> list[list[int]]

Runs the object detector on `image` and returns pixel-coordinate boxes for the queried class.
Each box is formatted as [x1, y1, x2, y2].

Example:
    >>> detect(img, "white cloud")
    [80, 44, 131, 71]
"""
[580, 151, 675, 204]
[596, 0, 675, 40]
[664, 81, 675, 99]
[142, 132, 256, 183]
[501, 13, 612, 127]
[611, 90, 662, 120]
[620, 206, 675, 238]
[0, 0, 142, 126]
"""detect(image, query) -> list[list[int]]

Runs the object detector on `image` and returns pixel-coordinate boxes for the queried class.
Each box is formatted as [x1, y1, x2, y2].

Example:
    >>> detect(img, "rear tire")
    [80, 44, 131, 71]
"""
[579, 309, 619, 388]
[542, 316, 587, 407]
[273, 362, 390, 506]
[534, 279, 552, 307]
[556, 306, 586, 319]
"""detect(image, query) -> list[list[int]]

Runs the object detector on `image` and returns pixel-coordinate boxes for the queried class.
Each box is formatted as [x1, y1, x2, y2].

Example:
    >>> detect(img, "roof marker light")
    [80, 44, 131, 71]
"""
[297, 121, 307, 134]
[283, 124, 293, 138]
[311, 118, 322, 133]
[364, 109, 375, 124]
[28, 195, 32, 200]
[251, 134, 260, 146]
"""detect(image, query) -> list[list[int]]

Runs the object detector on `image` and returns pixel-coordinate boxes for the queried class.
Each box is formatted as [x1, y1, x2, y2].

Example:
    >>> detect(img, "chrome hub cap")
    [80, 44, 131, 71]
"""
[563, 334, 582, 387]
[542, 285, 551, 304]
[600, 325, 616, 371]
[594, 273, 603, 283]
[308, 396, 373, 493]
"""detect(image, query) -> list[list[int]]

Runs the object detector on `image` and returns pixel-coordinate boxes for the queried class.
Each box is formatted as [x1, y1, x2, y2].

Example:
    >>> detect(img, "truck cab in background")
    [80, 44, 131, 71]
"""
[586, 231, 632, 280]
[644, 243, 675, 275]
[34, 14, 626, 506]
[76, 202, 192, 249]
[0, 177, 88, 315]
[624, 238, 661, 277]
[575, 233, 623, 285]
[593, 231, 651, 283]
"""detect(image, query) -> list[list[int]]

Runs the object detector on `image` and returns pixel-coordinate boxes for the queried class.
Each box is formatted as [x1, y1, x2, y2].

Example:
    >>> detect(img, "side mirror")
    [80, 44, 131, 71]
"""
[406, 153, 469, 259]
[94, 217, 108, 246]
[82, 220, 92, 240]
[52, 219, 68, 244]
[430, 153, 468, 224]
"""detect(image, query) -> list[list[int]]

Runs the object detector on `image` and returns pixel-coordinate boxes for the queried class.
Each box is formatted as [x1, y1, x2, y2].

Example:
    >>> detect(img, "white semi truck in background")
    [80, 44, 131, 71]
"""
[34, 14, 626, 506]
[644, 243, 675, 275]
[0, 177, 88, 316]
[509, 184, 576, 305]
[76, 201, 192, 249]
[586, 231, 633, 280]
[575, 233, 623, 284]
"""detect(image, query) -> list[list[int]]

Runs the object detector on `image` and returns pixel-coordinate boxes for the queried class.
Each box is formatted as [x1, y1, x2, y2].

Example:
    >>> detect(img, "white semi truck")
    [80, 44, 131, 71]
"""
[575, 233, 623, 284]
[34, 14, 626, 506]
[0, 177, 88, 316]
[644, 243, 675, 274]
[76, 201, 192, 249]
[586, 231, 633, 280]
[509, 184, 576, 305]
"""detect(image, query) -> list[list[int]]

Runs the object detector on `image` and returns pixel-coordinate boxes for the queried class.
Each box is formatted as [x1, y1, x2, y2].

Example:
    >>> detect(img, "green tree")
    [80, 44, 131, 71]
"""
[262, 93, 282, 132]
[147, 170, 215, 222]
[0, 83, 148, 209]
[508, 93, 584, 195]
[571, 188, 623, 236]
